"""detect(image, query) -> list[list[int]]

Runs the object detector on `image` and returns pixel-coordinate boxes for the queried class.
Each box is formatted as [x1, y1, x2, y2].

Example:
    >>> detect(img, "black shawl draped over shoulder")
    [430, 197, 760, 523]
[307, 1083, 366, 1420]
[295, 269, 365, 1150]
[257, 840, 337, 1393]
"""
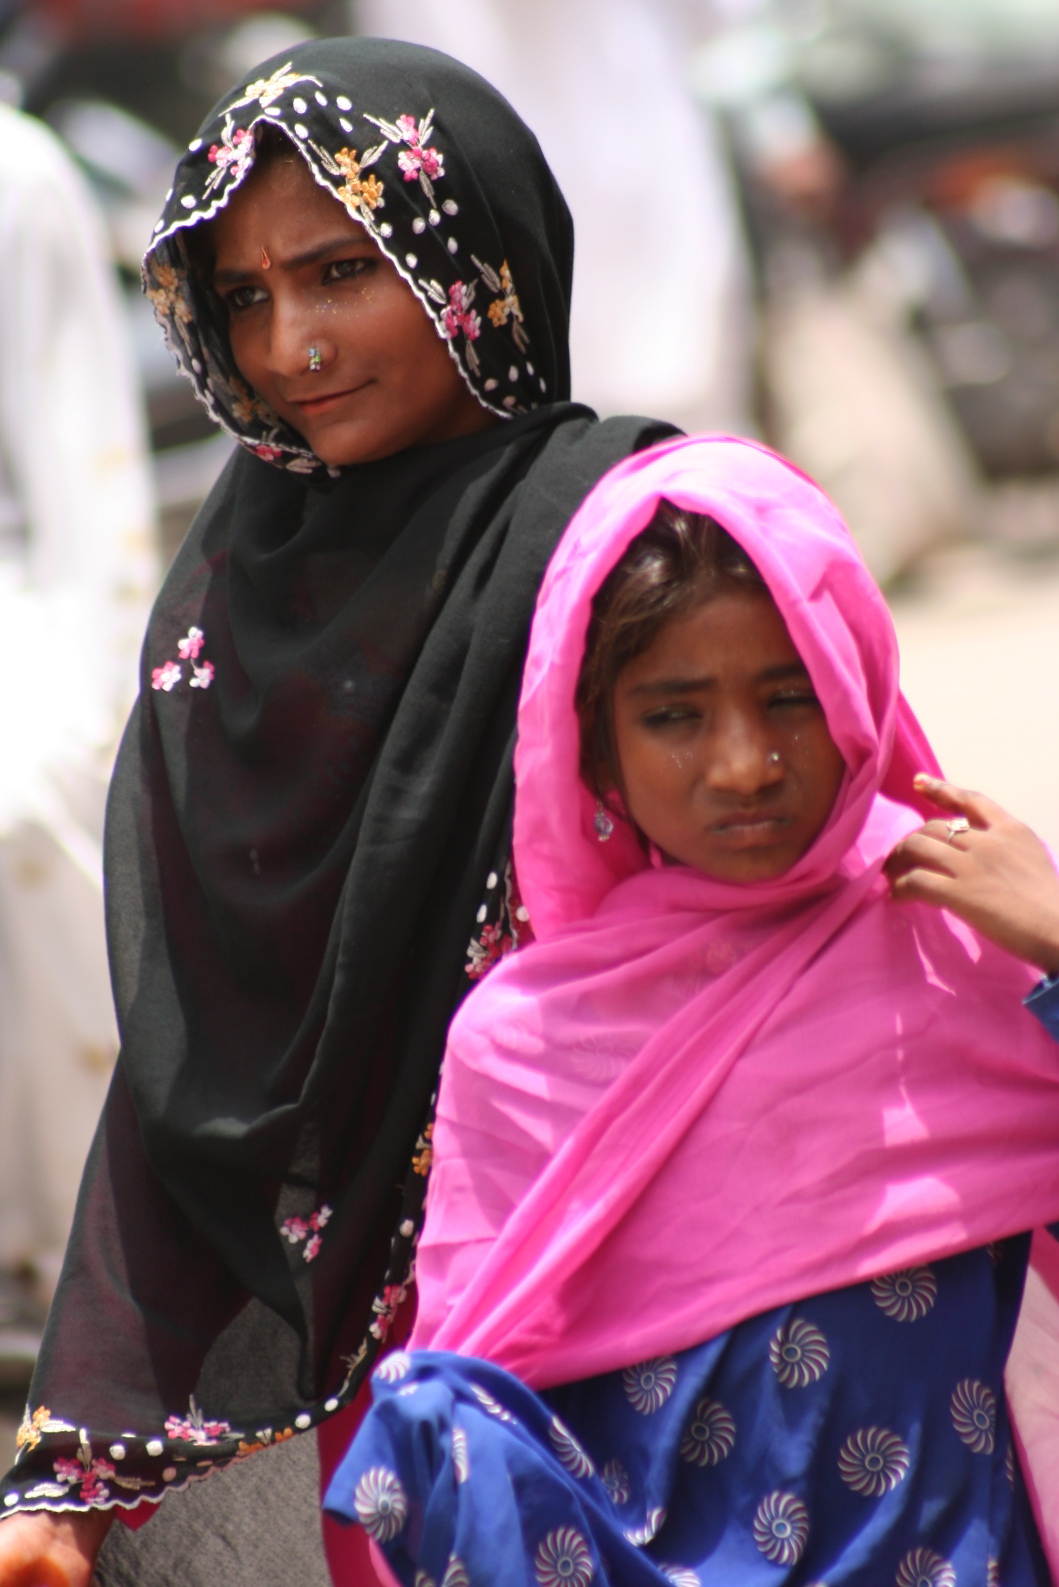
[3, 37, 674, 1514]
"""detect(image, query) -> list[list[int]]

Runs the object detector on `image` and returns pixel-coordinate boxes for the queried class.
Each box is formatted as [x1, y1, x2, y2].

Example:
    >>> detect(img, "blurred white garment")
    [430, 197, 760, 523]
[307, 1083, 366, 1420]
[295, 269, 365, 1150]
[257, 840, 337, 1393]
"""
[351, 0, 754, 433]
[0, 103, 157, 1288]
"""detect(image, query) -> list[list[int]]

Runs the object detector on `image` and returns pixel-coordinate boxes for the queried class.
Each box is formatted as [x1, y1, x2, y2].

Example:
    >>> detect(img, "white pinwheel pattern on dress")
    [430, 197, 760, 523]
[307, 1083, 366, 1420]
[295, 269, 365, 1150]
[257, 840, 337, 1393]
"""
[374, 1350, 412, 1384]
[441, 1556, 470, 1587]
[987, 1560, 1000, 1587]
[548, 1417, 594, 1479]
[870, 1267, 937, 1322]
[451, 1425, 469, 1484]
[752, 1492, 809, 1566]
[659, 1568, 699, 1587]
[353, 1466, 408, 1542]
[950, 1378, 996, 1454]
[837, 1426, 910, 1496]
[679, 1398, 736, 1467]
[622, 1357, 677, 1414]
[894, 1547, 957, 1587]
[469, 1382, 515, 1423]
[600, 1458, 630, 1506]
[623, 1507, 666, 1547]
[533, 1527, 594, 1587]
[768, 1318, 831, 1388]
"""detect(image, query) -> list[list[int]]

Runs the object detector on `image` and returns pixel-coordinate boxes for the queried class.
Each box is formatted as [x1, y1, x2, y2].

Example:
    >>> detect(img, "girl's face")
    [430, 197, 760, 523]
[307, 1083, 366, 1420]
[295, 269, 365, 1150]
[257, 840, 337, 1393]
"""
[610, 589, 846, 882]
[209, 154, 498, 466]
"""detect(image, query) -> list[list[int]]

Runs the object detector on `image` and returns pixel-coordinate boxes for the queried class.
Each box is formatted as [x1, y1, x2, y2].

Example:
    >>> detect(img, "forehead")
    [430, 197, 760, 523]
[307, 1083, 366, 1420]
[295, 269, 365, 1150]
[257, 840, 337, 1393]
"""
[624, 589, 803, 678]
[209, 155, 368, 260]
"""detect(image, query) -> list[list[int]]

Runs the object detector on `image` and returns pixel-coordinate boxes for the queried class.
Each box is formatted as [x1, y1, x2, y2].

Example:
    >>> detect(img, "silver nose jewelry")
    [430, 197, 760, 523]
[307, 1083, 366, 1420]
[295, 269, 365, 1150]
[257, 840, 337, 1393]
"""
[945, 815, 970, 843]
[308, 345, 322, 372]
[767, 751, 781, 767]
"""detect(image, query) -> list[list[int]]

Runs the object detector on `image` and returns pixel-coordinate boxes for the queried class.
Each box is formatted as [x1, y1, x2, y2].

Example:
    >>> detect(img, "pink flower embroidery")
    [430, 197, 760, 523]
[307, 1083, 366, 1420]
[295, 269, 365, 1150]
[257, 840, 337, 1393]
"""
[466, 922, 513, 981]
[165, 1397, 233, 1445]
[369, 1281, 409, 1340]
[395, 113, 444, 182]
[178, 627, 205, 660]
[253, 444, 285, 462]
[281, 1204, 332, 1261]
[190, 660, 215, 690]
[151, 660, 182, 692]
[442, 282, 481, 343]
[54, 1450, 115, 1502]
[208, 125, 251, 172]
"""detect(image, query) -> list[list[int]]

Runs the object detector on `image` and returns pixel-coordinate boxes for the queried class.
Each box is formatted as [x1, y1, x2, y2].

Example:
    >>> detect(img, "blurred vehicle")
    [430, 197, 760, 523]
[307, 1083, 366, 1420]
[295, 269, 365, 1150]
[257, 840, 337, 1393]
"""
[695, 0, 1059, 575]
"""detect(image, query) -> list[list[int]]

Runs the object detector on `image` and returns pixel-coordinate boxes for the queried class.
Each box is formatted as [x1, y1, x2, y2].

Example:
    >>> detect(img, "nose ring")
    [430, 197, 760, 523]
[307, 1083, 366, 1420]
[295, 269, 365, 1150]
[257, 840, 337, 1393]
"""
[308, 345, 322, 373]
[767, 751, 781, 767]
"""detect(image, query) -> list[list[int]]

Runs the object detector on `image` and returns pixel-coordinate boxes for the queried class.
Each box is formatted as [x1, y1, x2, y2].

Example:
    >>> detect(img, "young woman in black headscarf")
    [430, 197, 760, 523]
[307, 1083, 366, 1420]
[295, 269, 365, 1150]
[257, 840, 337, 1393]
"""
[0, 36, 675, 1585]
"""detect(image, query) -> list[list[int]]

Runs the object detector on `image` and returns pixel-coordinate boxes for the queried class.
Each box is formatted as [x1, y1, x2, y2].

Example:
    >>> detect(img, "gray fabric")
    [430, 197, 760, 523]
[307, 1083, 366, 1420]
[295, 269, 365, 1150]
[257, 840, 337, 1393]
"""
[95, 1429, 330, 1587]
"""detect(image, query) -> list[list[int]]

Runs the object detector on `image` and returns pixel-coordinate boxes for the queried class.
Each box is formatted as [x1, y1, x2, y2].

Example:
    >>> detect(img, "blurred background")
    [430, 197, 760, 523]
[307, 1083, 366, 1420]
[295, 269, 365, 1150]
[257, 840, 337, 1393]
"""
[3, 0, 1059, 1451]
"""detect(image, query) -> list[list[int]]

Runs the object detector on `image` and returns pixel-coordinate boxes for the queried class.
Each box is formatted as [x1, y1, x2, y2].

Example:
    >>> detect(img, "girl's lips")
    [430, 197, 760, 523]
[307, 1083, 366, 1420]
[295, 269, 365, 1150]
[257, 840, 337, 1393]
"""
[709, 814, 793, 847]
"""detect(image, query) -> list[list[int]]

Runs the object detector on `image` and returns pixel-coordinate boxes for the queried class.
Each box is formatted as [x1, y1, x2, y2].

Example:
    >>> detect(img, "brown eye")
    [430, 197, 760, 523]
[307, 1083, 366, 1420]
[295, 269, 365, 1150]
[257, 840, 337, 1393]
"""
[322, 257, 373, 283]
[227, 284, 268, 311]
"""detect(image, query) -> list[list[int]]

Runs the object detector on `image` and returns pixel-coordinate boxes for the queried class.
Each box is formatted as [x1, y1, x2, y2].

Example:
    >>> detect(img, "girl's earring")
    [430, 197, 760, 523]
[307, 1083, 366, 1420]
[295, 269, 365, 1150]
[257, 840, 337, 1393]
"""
[594, 800, 614, 842]
[308, 345, 323, 373]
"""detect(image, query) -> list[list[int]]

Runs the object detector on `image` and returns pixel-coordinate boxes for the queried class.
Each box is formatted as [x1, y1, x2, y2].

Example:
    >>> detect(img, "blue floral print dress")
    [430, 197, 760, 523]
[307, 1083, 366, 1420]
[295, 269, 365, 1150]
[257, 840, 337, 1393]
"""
[324, 983, 1059, 1587]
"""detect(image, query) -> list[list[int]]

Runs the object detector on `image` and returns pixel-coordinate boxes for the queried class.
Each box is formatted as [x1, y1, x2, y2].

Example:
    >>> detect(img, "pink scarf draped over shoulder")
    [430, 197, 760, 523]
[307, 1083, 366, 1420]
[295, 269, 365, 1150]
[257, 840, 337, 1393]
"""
[410, 436, 1059, 1563]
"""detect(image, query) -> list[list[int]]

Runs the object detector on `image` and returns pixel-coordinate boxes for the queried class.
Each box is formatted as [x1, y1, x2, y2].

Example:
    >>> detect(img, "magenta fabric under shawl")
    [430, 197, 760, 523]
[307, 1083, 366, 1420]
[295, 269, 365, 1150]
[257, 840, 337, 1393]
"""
[409, 435, 1059, 1564]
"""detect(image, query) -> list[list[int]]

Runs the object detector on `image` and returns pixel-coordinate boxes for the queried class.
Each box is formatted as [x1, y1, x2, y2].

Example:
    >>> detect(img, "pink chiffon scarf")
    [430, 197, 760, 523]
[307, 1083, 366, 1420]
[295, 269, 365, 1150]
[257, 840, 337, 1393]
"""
[409, 436, 1059, 1563]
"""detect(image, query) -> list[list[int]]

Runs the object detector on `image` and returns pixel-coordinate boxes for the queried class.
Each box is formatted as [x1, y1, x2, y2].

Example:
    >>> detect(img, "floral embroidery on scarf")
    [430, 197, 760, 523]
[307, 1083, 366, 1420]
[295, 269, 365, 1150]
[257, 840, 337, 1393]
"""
[478, 258, 528, 353]
[177, 626, 205, 660]
[411, 1121, 433, 1176]
[466, 861, 533, 980]
[53, 1436, 116, 1506]
[334, 147, 386, 218]
[15, 1407, 75, 1460]
[145, 262, 193, 326]
[164, 1397, 237, 1446]
[370, 1279, 410, 1341]
[205, 122, 254, 193]
[228, 62, 322, 112]
[236, 1425, 294, 1458]
[152, 630, 215, 693]
[151, 660, 182, 692]
[281, 1203, 332, 1262]
[366, 109, 444, 203]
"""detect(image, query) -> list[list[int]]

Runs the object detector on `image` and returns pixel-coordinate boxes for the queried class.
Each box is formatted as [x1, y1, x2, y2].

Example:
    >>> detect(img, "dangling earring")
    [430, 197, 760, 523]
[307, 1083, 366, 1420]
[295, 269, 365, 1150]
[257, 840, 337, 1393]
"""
[308, 345, 322, 373]
[594, 800, 614, 842]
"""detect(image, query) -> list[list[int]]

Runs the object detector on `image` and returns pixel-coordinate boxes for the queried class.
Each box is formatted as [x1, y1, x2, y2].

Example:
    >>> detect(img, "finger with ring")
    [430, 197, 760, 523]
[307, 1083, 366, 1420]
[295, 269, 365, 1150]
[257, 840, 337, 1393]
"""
[945, 816, 971, 843]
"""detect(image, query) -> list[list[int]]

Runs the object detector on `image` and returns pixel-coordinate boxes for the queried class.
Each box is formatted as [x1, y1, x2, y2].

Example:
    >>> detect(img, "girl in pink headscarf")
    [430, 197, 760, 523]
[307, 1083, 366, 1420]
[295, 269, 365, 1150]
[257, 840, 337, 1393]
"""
[326, 436, 1059, 1585]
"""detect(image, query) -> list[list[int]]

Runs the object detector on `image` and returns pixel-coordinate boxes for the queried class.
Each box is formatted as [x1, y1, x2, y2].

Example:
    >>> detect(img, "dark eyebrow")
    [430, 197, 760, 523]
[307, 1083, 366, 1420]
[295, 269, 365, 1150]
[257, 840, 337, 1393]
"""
[213, 234, 373, 286]
[628, 661, 811, 697]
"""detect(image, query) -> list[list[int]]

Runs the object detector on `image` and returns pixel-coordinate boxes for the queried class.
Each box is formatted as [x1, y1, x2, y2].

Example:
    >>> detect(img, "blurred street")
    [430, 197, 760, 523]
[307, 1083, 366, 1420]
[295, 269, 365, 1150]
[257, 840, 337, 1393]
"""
[892, 541, 1059, 852]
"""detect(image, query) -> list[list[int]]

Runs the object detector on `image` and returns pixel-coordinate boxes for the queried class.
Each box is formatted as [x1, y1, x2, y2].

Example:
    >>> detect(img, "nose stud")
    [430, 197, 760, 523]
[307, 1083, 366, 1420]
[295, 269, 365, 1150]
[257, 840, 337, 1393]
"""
[767, 751, 781, 767]
[308, 345, 322, 373]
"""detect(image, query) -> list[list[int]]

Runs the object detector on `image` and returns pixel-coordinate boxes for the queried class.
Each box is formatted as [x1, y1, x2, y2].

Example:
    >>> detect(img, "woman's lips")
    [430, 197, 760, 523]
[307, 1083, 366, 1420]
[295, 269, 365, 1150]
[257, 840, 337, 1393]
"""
[291, 383, 367, 418]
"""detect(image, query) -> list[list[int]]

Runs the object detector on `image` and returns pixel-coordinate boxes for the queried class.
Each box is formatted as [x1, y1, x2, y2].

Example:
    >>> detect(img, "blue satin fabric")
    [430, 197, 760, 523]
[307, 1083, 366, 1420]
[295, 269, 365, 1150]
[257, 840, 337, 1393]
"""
[326, 1237, 1049, 1586]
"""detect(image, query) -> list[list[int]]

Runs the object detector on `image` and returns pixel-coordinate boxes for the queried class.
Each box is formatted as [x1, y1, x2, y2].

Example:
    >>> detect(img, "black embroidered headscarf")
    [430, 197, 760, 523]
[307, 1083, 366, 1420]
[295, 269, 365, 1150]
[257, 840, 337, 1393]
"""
[3, 37, 675, 1516]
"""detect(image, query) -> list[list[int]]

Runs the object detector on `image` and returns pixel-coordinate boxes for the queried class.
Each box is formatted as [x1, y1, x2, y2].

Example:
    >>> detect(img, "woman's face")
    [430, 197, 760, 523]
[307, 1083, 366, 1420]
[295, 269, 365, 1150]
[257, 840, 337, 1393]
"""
[209, 153, 498, 465]
[610, 589, 846, 882]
